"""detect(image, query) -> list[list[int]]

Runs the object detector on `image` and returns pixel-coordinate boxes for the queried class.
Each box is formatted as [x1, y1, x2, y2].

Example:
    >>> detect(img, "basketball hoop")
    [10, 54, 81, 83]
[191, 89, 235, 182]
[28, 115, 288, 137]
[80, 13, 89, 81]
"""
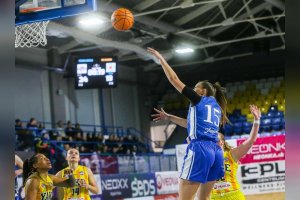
[15, 20, 50, 48]
[15, 7, 49, 48]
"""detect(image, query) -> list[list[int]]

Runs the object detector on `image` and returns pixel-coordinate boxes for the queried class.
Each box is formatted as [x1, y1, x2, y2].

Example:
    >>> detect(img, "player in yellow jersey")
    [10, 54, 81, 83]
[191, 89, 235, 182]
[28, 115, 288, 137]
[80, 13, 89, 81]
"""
[23, 153, 75, 200]
[194, 104, 261, 200]
[56, 148, 99, 200]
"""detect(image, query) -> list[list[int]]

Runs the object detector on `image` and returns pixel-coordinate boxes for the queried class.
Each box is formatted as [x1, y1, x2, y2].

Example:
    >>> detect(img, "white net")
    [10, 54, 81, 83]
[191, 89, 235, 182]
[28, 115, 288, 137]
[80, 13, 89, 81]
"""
[15, 20, 50, 48]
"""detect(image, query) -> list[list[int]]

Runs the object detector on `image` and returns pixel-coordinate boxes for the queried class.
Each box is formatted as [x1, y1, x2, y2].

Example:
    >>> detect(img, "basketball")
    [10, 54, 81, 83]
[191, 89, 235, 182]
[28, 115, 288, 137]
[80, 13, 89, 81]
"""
[111, 8, 134, 31]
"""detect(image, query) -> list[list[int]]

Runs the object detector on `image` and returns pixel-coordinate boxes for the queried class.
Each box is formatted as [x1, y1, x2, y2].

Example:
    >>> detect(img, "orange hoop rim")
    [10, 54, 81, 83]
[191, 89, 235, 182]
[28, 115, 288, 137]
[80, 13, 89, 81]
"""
[20, 7, 47, 13]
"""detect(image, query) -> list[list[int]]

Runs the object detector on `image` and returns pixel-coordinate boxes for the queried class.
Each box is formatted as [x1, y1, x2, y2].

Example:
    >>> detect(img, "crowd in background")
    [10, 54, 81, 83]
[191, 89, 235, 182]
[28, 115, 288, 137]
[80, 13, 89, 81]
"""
[15, 118, 146, 155]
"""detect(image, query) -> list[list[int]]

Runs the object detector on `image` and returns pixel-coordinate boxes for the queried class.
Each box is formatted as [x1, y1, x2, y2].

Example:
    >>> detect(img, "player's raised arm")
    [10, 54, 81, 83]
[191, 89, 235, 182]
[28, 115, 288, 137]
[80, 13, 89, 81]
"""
[147, 47, 185, 93]
[231, 104, 261, 161]
[151, 108, 187, 128]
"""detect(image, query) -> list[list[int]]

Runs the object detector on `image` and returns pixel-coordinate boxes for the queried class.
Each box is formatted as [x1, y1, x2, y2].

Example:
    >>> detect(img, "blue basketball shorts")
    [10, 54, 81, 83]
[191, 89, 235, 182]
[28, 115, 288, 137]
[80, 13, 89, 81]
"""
[179, 139, 224, 183]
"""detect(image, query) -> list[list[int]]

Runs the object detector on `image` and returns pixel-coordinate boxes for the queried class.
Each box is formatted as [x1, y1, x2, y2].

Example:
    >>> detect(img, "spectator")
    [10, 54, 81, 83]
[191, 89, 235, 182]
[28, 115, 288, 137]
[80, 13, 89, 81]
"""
[15, 119, 22, 128]
[97, 133, 104, 143]
[26, 117, 37, 128]
[64, 143, 71, 151]
[56, 120, 66, 138]
[65, 121, 76, 137]
[87, 133, 94, 142]
[74, 132, 83, 141]
[105, 134, 114, 152]
[38, 122, 47, 135]
[74, 122, 83, 135]
[123, 134, 134, 153]
[35, 133, 50, 156]
[15, 119, 27, 150]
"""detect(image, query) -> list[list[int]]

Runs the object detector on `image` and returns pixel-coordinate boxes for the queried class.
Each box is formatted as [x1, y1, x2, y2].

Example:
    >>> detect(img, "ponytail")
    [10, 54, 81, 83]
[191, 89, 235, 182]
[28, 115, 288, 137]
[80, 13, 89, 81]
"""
[213, 82, 230, 126]
[218, 132, 232, 152]
[224, 141, 232, 152]
[22, 154, 38, 186]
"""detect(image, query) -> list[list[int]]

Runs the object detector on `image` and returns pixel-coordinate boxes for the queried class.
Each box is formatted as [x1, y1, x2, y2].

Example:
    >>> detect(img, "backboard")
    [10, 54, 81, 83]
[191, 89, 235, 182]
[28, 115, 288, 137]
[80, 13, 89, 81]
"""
[15, 0, 97, 25]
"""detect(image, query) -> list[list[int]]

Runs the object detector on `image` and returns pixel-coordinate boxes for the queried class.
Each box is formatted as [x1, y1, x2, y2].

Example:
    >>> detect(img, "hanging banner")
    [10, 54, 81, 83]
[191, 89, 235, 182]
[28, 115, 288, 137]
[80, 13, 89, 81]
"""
[155, 171, 179, 195]
[238, 135, 285, 164]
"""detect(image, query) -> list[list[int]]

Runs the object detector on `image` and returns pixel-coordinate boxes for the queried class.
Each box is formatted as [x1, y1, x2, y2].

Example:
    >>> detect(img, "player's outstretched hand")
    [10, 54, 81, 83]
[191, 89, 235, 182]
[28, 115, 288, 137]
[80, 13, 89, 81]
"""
[250, 104, 261, 120]
[147, 47, 164, 61]
[151, 108, 170, 121]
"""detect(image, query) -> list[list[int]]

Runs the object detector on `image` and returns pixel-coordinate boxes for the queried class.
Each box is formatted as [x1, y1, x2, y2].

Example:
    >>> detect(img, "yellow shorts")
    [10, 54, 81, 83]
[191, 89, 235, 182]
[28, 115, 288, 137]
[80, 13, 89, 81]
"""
[210, 190, 246, 200]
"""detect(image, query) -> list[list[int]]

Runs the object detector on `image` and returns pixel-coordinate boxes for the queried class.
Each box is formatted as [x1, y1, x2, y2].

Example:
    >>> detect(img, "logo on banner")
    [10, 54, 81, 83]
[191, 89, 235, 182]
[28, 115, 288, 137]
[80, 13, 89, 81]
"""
[238, 160, 285, 195]
[102, 178, 129, 190]
[155, 172, 179, 195]
[156, 174, 178, 190]
[131, 177, 156, 197]
[241, 162, 285, 178]
[101, 175, 132, 199]
[238, 135, 285, 164]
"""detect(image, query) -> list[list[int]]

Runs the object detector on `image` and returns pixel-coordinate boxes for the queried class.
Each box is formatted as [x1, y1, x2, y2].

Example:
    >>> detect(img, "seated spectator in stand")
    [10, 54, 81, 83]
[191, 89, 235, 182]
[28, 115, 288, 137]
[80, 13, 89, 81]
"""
[97, 133, 104, 143]
[38, 122, 47, 135]
[35, 133, 50, 157]
[56, 120, 66, 138]
[110, 134, 120, 154]
[65, 121, 76, 137]
[74, 132, 83, 142]
[74, 122, 83, 135]
[92, 133, 98, 141]
[87, 133, 94, 142]
[64, 144, 71, 152]
[80, 146, 88, 154]
[26, 117, 38, 128]
[26, 117, 39, 136]
[132, 145, 138, 155]
[117, 136, 126, 154]
[80, 133, 92, 153]
[105, 134, 114, 152]
[123, 134, 134, 153]
[15, 119, 23, 129]
[55, 135, 65, 150]
[102, 145, 109, 154]
[15, 119, 27, 150]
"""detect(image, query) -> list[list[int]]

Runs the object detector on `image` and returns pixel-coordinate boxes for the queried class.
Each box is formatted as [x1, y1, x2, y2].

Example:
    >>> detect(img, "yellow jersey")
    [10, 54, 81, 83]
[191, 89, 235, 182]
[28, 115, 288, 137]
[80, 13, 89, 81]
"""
[26, 172, 53, 200]
[61, 165, 91, 200]
[211, 150, 240, 195]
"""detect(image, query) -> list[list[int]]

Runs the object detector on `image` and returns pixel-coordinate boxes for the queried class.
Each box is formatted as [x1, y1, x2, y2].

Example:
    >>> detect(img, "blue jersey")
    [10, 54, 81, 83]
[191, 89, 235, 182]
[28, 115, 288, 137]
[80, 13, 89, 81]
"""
[187, 96, 221, 142]
[15, 164, 18, 197]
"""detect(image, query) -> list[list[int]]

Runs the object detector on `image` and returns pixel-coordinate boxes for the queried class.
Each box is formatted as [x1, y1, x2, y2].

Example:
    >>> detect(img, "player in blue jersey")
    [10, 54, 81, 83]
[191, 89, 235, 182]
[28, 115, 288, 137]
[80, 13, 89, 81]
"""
[148, 47, 229, 200]
[15, 154, 24, 200]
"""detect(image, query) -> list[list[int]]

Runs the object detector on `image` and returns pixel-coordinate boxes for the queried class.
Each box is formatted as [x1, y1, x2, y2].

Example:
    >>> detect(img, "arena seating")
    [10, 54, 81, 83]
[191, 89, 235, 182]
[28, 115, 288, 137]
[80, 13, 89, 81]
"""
[156, 77, 285, 137]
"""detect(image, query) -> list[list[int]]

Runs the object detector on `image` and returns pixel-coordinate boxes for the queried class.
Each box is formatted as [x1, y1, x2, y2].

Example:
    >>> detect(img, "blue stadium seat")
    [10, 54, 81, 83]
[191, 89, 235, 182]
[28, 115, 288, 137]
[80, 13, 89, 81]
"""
[242, 122, 252, 133]
[261, 118, 272, 132]
[268, 105, 278, 112]
[271, 117, 282, 131]
[224, 124, 233, 136]
[228, 115, 237, 123]
[260, 113, 267, 120]
[237, 115, 247, 122]
[266, 112, 275, 118]
[276, 111, 284, 117]
[233, 122, 243, 135]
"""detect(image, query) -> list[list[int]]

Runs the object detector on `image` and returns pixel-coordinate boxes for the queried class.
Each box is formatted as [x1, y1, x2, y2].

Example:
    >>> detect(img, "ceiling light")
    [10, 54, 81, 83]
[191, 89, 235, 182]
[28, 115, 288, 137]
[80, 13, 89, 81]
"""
[175, 48, 194, 54]
[79, 18, 104, 26]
